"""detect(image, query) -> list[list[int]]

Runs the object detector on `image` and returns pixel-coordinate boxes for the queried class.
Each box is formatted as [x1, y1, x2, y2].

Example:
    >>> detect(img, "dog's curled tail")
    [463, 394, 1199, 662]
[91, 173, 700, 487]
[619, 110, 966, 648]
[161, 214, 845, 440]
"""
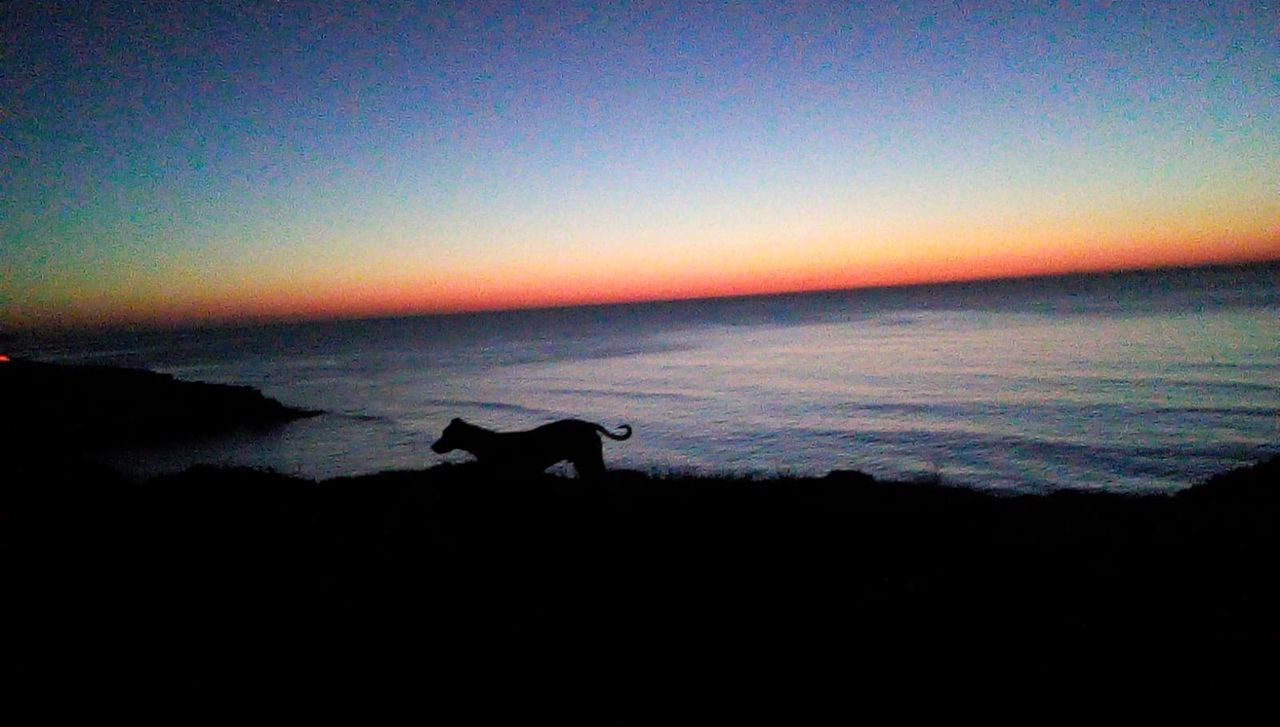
[597, 423, 633, 441]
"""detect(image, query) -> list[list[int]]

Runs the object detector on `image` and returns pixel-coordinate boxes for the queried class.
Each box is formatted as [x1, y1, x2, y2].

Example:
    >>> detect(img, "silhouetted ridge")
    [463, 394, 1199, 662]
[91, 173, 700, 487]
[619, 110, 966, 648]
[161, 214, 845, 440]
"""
[4, 455, 1276, 722]
[0, 358, 318, 448]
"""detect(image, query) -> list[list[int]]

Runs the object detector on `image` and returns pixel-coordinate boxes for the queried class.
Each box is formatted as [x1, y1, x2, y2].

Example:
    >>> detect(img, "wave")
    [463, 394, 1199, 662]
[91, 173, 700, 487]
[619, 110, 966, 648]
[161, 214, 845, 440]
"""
[420, 398, 557, 418]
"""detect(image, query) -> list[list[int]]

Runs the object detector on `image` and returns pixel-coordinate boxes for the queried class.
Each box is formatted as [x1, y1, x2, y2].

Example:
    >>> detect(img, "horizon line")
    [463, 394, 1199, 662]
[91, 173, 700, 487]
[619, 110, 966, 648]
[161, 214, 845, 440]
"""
[7, 254, 1277, 337]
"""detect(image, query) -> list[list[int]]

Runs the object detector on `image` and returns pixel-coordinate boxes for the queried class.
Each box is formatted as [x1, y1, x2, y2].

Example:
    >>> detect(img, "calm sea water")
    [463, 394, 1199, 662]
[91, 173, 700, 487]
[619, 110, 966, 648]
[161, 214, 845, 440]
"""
[12, 263, 1279, 492]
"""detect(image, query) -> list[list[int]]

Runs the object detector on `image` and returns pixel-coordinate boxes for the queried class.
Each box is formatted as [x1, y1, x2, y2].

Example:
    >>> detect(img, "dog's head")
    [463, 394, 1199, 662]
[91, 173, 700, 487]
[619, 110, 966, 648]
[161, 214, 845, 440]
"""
[431, 417, 468, 454]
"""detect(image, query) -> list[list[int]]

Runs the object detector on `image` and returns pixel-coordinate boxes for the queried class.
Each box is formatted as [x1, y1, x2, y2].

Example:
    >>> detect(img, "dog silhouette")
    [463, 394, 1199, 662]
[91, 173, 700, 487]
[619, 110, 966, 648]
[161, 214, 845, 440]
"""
[431, 417, 632, 478]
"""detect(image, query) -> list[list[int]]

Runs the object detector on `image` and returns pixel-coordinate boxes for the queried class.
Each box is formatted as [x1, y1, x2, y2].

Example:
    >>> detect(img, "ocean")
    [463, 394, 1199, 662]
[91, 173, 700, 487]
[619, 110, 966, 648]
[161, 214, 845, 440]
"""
[12, 262, 1278, 492]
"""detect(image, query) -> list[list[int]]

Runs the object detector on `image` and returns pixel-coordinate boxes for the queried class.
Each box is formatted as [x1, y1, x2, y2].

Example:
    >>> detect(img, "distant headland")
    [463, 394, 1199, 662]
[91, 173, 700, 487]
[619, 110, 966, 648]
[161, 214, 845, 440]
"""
[0, 357, 319, 449]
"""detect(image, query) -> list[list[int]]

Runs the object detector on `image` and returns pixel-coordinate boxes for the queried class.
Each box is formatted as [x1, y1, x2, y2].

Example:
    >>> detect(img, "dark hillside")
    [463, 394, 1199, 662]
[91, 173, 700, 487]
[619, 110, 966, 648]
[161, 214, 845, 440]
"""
[4, 455, 1276, 722]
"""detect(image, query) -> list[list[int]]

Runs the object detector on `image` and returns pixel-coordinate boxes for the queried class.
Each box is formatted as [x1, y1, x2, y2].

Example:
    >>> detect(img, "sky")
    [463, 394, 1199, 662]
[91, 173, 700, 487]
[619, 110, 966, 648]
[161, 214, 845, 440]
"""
[2, 1, 1277, 329]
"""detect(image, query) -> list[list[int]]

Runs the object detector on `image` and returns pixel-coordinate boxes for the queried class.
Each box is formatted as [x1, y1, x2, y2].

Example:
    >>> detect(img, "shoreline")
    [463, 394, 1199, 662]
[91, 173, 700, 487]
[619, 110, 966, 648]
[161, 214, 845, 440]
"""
[9, 307, 1278, 490]
[3, 355, 1274, 491]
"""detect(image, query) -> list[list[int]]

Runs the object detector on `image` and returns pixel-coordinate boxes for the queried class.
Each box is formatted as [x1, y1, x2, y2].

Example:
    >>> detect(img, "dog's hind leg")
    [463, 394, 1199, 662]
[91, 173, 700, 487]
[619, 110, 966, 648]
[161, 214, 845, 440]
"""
[572, 439, 607, 480]
[574, 458, 606, 480]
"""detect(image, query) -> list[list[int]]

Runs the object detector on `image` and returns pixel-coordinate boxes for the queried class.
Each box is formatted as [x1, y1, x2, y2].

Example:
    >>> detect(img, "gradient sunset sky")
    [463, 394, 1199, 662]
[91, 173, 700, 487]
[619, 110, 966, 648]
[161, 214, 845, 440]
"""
[2, 1, 1277, 329]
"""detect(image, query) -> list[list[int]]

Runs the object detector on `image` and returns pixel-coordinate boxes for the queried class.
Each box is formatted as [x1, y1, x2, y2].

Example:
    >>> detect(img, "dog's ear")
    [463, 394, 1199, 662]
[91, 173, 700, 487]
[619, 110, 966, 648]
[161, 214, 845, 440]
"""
[451, 417, 463, 425]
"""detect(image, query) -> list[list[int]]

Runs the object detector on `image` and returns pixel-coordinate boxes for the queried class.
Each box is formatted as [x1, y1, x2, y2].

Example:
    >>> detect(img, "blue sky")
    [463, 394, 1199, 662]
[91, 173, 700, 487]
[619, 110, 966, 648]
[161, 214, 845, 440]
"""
[2, 1, 1276, 328]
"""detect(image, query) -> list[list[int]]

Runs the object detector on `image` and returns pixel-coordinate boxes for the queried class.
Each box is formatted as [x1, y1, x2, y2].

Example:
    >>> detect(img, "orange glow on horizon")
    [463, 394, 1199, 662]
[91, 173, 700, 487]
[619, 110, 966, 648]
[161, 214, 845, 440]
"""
[289, 225, 1280, 321]
[7, 226, 1277, 331]
[163, 235, 1278, 323]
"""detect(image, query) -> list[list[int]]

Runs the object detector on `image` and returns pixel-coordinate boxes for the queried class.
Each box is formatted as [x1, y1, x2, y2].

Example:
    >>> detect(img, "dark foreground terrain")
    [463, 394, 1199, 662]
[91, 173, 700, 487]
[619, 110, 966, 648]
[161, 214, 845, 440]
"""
[4, 451, 1277, 723]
